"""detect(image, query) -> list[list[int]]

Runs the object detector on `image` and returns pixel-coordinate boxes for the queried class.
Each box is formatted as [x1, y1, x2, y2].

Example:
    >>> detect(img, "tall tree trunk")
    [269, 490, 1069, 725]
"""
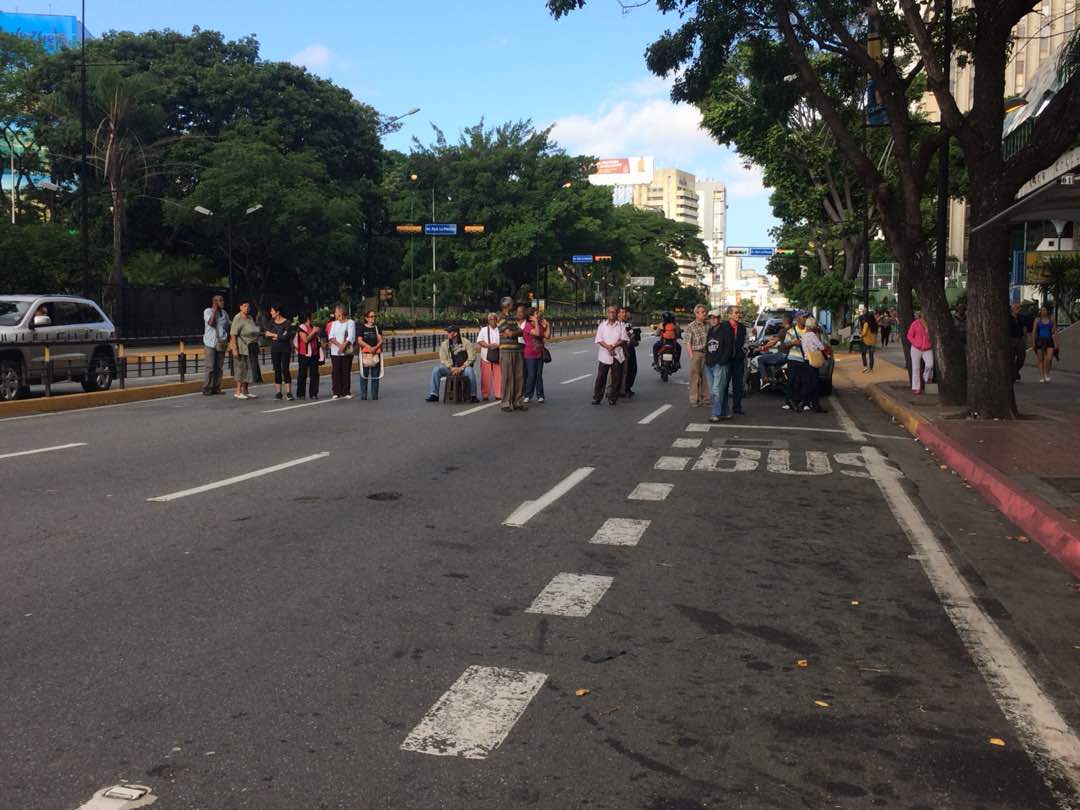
[964, 221, 1015, 418]
[106, 185, 125, 334]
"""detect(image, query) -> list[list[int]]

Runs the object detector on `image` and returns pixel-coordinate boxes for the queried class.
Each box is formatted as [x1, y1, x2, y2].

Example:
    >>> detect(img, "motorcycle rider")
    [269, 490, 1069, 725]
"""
[652, 311, 682, 370]
[756, 313, 793, 385]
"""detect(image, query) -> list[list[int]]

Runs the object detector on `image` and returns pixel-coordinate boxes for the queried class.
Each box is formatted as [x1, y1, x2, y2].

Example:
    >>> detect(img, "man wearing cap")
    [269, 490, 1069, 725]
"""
[683, 304, 711, 407]
[704, 306, 747, 421]
[426, 325, 479, 403]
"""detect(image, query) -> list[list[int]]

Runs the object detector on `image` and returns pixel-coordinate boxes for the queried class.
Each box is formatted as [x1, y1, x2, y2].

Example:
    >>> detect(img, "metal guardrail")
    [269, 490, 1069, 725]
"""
[2, 319, 602, 398]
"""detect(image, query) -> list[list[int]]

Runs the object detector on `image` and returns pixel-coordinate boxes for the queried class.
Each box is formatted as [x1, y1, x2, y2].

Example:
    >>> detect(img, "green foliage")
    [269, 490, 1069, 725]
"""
[124, 251, 218, 286]
[0, 223, 81, 292]
[1036, 254, 1080, 321]
[786, 273, 856, 313]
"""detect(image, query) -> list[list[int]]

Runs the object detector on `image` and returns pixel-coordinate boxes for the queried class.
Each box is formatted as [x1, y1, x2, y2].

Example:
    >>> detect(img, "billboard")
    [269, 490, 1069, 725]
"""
[588, 156, 654, 187]
[0, 12, 81, 53]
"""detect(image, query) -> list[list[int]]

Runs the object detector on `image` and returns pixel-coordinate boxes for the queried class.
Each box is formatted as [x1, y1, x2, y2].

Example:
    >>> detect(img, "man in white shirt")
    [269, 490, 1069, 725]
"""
[202, 294, 230, 395]
[592, 305, 626, 405]
[327, 304, 356, 399]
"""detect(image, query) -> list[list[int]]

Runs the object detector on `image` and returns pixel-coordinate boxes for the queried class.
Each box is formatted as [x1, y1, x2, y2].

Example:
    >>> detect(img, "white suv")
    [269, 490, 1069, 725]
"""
[0, 295, 117, 401]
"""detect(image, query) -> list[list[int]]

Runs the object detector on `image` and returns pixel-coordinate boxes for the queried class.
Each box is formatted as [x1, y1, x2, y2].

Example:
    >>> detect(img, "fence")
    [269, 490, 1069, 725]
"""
[2, 318, 603, 398]
[867, 262, 968, 291]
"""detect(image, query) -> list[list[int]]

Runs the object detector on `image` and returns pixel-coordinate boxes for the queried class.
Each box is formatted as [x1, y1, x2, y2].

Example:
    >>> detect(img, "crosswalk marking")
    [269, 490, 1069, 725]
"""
[628, 482, 673, 501]
[672, 438, 702, 449]
[401, 666, 547, 759]
[654, 456, 690, 471]
[589, 517, 651, 546]
[526, 573, 613, 617]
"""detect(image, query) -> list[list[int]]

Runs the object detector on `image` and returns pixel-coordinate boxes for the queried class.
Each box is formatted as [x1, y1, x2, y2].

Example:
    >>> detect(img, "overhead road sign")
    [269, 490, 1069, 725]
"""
[392, 223, 487, 236]
[394, 223, 424, 235]
[462, 224, 487, 234]
[629, 276, 655, 286]
[425, 223, 458, 236]
[726, 246, 776, 258]
[593, 254, 613, 262]
[572, 254, 594, 264]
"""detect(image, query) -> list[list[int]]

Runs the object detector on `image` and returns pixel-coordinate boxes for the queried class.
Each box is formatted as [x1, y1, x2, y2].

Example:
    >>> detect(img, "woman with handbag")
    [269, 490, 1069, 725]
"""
[327, 303, 356, 399]
[357, 309, 383, 400]
[476, 312, 502, 401]
[798, 317, 828, 413]
[523, 309, 550, 403]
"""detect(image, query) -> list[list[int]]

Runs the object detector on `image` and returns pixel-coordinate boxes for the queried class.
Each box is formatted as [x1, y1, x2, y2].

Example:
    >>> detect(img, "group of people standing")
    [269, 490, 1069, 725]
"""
[591, 304, 640, 405]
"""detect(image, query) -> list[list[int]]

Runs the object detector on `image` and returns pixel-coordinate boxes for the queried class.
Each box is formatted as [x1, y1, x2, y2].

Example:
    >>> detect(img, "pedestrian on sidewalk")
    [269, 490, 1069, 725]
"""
[427, 325, 478, 403]
[264, 304, 295, 401]
[620, 306, 640, 397]
[859, 310, 879, 372]
[201, 294, 230, 395]
[1033, 306, 1058, 383]
[907, 309, 934, 395]
[327, 304, 356, 399]
[593, 305, 625, 406]
[294, 313, 321, 400]
[523, 307, 549, 403]
[798, 317, 828, 413]
[684, 304, 711, 407]
[476, 313, 502, 401]
[1009, 303, 1029, 381]
[497, 297, 525, 412]
[879, 309, 893, 347]
[357, 310, 383, 400]
[228, 300, 261, 400]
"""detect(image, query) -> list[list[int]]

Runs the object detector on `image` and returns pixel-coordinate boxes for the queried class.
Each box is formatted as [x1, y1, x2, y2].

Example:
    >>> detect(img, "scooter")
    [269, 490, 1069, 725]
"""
[654, 337, 681, 382]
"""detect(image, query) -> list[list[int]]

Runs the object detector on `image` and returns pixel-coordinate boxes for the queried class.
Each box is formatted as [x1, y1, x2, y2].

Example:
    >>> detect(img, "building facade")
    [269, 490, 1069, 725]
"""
[632, 168, 702, 286]
[695, 180, 728, 305]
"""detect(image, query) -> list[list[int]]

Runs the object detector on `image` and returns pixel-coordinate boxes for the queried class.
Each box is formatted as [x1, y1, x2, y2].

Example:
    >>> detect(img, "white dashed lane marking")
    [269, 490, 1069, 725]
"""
[672, 438, 702, 449]
[503, 466, 594, 527]
[560, 374, 591, 385]
[147, 452, 330, 502]
[628, 482, 673, 501]
[453, 400, 502, 417]
[589, 517, 651, 546]
[654, 456, 691, 471]
[638, 404, 672, 424]
[401, 666, 547, 759]
[525, 573, 613, 617]
[0, 442, 86, 461]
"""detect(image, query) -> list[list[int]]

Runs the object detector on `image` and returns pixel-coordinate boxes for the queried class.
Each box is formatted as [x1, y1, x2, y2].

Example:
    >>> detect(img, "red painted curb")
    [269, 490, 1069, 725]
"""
[914, 420, 1080, 579]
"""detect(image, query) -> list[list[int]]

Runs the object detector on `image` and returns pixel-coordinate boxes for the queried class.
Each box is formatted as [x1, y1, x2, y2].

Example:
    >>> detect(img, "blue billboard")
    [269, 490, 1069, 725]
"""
[0, 12, 81, 53]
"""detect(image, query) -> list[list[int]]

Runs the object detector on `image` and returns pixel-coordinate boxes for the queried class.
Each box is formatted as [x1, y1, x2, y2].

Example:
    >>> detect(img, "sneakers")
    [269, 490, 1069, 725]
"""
[536, 396, 545, 403]
[345, 394, 353, 399]
[286, 393, 295, 401]
[708, 415, 720, 423]
[470, 396, 480, 403]
[782, 401, 793, 410]
[233, 393, 247, 400]
[332, 394, 341, 400]
[523, 397, 530, 403]
[275, 392, 283, 400]
[1039, 376, 1046, 383]
[245, 392, 257, 399]
[1045, 375, 1052, 382]
[425, 394, 438, 403]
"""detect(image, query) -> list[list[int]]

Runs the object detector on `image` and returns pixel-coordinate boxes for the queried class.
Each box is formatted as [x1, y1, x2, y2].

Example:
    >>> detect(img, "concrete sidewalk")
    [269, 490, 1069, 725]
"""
[834, 343, 1080, 578]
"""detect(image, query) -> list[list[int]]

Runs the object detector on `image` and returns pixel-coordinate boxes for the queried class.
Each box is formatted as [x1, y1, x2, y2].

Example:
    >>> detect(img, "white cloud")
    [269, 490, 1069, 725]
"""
[723, 156, 769, 199]
[291, 43, 334, 72]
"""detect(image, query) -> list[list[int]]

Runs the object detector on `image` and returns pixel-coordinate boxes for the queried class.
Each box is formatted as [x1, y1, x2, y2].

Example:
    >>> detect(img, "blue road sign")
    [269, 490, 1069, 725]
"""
[424, 223, 458, 236]
[749, 247, 776, 258]
[572, 254, 594, 264]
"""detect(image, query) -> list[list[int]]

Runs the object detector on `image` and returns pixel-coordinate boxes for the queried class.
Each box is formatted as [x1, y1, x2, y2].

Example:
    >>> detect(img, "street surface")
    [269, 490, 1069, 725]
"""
[2, 337, 1078, 809]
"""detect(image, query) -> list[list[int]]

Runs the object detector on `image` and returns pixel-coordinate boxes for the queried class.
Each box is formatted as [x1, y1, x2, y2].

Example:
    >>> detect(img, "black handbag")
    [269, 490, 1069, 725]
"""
[543, 347, 552, 364]
[487, 347, 501, 364]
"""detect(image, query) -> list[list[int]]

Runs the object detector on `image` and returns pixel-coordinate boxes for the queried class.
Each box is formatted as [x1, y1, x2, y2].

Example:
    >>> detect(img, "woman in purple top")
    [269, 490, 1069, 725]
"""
[523, 309, 550, 403]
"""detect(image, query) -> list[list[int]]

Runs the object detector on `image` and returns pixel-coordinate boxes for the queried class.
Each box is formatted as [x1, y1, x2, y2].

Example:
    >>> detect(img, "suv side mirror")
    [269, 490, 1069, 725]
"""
[32, 315, 52, 328]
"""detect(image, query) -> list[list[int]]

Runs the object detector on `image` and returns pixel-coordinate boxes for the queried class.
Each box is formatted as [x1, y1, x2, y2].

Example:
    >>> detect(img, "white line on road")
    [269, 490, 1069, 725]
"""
[261, 398, 343, 414]
[638, 404, 672, 424]
[0, 412, 55, 424]
[454, 400, 503, 417]
[560, 374, 591, 385]
[147, 452, 330, 502]
[525, 573, 614, 617]
[862, 445, 1080, 804]
[589, 517, 651, 546]
[76, 784, 156, 808]
[829, 394, 867, 443]
[685, 422, 907, 441]
[628, 482, 673, 501]
[401, 665, 547, 759]
[572, 350, 589, 355]
[0, 442, 86, 461]
[654, 456, 691, 471]
[672, 438, 702, 449]
[503, 466, 594, 527]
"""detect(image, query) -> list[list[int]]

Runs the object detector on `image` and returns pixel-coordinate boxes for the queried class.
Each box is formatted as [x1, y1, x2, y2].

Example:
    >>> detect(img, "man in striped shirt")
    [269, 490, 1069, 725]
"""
[683, 304, 711, 407]
[497, 296, 526, 412]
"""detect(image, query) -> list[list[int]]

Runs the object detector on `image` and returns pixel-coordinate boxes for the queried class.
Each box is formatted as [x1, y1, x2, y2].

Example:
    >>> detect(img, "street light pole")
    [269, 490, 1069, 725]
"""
[79, 0, 90, 297]
[432, 186, 437, 319]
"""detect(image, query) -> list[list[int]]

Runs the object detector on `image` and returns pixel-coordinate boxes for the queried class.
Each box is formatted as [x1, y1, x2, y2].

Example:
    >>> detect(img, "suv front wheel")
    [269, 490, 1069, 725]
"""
[0, 358, 24, 401]
[81, 351, 115, 393]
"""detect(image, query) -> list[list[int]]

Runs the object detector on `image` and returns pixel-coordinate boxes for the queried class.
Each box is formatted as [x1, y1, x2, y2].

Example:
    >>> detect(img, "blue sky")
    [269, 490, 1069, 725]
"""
[9, 0, 777, 267]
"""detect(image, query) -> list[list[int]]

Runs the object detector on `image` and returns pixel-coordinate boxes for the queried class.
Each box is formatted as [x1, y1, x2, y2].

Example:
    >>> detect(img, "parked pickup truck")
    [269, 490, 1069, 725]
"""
[0, 295, 117, 401]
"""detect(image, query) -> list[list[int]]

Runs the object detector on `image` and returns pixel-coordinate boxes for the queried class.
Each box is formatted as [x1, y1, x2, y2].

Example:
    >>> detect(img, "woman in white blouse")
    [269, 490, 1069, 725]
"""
[798, 317, 829, 414]
[475, 313, 502, 401]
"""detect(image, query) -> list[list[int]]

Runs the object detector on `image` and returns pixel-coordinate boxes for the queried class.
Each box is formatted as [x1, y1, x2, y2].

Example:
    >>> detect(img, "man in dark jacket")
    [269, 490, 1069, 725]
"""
[704, 306, 748, 422]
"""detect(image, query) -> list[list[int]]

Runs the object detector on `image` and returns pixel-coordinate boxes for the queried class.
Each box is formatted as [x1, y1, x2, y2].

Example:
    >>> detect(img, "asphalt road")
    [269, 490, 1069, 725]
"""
[2, 338, 1078, 810]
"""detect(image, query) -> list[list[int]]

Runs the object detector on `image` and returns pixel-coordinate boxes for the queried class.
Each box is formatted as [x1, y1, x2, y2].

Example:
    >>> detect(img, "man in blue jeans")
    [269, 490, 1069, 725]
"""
[426, 325, 479, 403]
[704, 306, 747, 422]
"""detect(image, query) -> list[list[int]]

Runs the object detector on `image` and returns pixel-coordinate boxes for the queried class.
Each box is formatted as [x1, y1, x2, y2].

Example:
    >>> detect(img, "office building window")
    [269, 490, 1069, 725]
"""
[1015, 69, 1026, 93]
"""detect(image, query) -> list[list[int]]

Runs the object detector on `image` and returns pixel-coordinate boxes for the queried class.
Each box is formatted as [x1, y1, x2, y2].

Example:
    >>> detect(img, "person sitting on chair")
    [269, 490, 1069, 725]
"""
[426, 325, 479, 403]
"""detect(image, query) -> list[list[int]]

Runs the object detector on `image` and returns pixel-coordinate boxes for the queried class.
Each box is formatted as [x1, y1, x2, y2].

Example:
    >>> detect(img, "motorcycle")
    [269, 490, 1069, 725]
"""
[745, 347, 788, 395]
[654, 336, 681, 382]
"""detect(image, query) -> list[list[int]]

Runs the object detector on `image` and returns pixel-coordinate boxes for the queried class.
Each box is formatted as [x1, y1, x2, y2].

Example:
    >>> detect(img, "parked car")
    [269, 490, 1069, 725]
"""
[0, 295, 117, 401]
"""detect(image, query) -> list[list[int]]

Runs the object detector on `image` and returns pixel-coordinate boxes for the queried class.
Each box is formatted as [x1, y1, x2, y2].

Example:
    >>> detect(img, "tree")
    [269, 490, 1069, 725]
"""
[786, 272, 856, 313]
[548, 0, 1080, 418]
[1036, 255, 1080, 322]
[0, 33, 45, 223]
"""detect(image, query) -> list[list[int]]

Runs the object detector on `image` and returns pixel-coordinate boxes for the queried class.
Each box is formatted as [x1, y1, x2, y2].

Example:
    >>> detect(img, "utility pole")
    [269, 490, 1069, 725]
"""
[80, 0, 90, 298]
[431, 187, 436, 319]
[934, 0, 953, 292]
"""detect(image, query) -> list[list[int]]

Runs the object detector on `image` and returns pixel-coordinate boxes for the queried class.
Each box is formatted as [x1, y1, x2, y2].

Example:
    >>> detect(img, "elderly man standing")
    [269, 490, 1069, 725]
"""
[201, 294, 230, 395]
[592, 305, 626, 406]
[497, 297, 526, 412]
[683, 304, 711, 408]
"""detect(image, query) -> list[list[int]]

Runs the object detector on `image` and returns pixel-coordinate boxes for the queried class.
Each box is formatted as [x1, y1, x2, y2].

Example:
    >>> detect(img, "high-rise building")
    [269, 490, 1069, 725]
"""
[632, 168, 702, 286]
[695, 180, 728, 305]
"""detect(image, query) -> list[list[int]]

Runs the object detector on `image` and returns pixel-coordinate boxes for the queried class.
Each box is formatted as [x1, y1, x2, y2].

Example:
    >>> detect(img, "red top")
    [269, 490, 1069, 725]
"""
[524, 321, 545, 360]
[907, 319, 932, 351]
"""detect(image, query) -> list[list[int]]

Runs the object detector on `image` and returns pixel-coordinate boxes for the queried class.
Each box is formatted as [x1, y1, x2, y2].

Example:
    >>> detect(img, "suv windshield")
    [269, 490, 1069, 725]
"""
[0, 301, 30, 327]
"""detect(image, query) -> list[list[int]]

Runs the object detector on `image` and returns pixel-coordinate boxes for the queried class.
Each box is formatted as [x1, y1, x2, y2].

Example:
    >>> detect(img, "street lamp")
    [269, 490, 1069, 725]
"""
[409, 173, 418, 320]
[195, 203, 263, 306]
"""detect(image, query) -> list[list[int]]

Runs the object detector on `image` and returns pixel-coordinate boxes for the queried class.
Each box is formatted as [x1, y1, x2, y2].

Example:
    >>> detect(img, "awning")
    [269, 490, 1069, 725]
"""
[970, 172, 1080, 234]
